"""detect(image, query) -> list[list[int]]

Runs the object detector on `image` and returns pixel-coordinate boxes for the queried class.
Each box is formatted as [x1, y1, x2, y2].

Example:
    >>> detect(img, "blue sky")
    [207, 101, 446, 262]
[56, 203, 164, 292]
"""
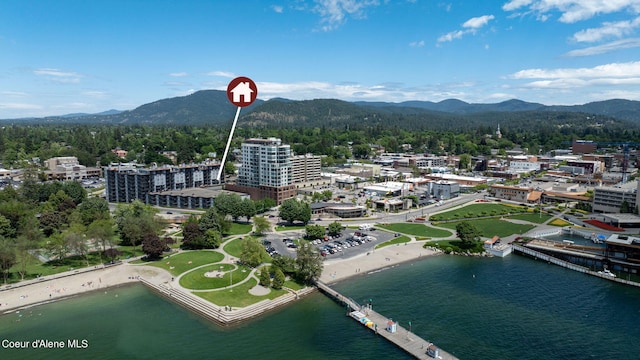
[2, 0, 640, 118]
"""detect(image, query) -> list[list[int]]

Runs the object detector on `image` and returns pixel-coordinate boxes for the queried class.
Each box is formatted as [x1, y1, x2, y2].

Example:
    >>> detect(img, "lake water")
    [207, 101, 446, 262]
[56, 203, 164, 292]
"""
[1, 254, 639, 359]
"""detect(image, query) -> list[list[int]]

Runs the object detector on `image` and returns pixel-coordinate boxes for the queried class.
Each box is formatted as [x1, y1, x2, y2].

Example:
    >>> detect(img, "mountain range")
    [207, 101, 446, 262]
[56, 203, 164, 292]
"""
[4, 90, 640, 130]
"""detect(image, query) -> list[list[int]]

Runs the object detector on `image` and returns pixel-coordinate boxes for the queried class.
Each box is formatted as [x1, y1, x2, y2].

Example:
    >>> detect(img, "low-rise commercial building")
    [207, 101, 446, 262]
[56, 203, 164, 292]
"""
[592, 181, 638, 213]
[44, 156, 101, 181]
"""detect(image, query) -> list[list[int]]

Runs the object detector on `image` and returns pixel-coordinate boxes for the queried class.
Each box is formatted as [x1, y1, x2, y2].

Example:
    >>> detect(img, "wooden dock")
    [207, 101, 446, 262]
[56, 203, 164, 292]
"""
[316, 281, 458, 360]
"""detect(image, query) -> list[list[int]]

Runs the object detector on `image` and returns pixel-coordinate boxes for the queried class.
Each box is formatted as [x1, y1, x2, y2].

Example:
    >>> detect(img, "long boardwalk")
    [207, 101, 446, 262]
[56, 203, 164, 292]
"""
[316, 281, 458, 360]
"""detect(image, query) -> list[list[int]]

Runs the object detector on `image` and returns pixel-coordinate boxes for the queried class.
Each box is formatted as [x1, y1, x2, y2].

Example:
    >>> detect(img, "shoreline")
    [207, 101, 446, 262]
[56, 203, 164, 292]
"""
[1, 241, 439, 319]
[0, 263, 170, 314]
[320, 241, 441, 284]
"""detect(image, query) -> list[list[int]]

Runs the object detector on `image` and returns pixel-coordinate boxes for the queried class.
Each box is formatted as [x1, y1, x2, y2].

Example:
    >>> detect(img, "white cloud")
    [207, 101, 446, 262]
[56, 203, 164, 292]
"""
[0, 103, 41, 110]
[463, 15, 495, 29]
[565, 37, 640, 56]
[502, 0, 640, 23]
[1, 91, 29, 97]
[313, 0, 380, 31]
[163, 81, 191, 87]
[206, 71, 236, 78]
[272, 5, 284, 13]
[409, 40, 425, 47]
[33, 68, 82, 83]
[169, 72, 189, 77]
[509, 61, 640, 79]
[438, 15, 494, 43]
[572, 16, 640, 42]
[82, 90, 108, 98]
[437, 30, 464, 43]
[507, 61, 640, 92]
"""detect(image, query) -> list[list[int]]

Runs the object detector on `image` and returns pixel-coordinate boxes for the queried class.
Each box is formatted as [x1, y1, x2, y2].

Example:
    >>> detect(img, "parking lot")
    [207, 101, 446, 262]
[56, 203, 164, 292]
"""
[262, 227, 398, 260]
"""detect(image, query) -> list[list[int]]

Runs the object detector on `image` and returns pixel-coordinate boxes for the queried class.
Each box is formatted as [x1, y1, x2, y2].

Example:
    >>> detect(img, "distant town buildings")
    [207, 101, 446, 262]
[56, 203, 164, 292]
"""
[112, 148, 128, 158]
[44, 156, 101, 181]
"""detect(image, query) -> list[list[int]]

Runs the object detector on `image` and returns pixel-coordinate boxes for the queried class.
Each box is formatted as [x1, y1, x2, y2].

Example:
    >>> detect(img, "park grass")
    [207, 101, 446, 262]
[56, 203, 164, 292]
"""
[506, 213, 552, 224]
[223, 237, 246, 258]
[7, 252, 100, 282]
[275, 225, 306, 232]
[143, 250, 224, 276]
[437, 219, 535, 238]
[283, 279, 305, 291]
[224, 236, 272, 264]
[195, 278, 289, 308]
[7, 246, 146, 283]
[225, 222, 253, 236]
[179, 263, 251, 290]
[549, 218, 572, 227]
[430, 203, 527, 221]
[116, 246, 147, 259]
[428, 239, 485, 253]
[375, 235, 411, 249]
[377, 223, 452, 238]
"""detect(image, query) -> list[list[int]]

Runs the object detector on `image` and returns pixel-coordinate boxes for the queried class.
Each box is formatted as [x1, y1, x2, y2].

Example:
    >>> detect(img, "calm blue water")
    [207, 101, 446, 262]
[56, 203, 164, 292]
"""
[1, 255, 639, 359]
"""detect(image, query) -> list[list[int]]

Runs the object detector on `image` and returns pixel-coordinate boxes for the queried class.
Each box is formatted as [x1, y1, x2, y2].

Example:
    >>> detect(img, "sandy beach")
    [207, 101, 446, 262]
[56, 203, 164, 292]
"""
[0, 264, 170, 313]
[320, 241, 441, 284]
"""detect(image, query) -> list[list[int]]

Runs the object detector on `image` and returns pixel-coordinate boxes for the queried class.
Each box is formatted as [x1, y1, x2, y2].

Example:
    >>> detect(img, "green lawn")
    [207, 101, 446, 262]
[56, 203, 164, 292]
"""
[6, 246, 146, 283]
[377, 223, 452, 238]
[375, 235, 411, 249]
[283, 279, 305, 291]
[223, 238, 246, 258]
[179, 263, 251, 290]
[506, 213, 552, 224]
[224, 222, 253, 236]
[275, 225, 306, 231]
[427, 239, 485, 253]
[144, 250, 224, 276]
[430, 203, 528, 221]
[195, 278, 288, 308]
[223, 236, 271, 263]
[437, 219, 535, 238]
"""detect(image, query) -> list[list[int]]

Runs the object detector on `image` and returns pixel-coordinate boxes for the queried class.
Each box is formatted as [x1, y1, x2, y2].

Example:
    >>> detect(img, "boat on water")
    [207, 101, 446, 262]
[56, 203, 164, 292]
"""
[597, 269, 616, 278]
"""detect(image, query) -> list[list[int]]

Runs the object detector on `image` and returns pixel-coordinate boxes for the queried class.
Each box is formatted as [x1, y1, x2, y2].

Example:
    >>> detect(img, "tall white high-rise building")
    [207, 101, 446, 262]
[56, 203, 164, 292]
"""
[228, 137, 297, 204]
[238, 137, 291, 187]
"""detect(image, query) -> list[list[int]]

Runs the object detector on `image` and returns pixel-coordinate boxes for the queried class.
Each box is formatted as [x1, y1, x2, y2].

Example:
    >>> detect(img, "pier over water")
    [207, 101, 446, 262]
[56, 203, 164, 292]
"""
[316, 281, 458, 360]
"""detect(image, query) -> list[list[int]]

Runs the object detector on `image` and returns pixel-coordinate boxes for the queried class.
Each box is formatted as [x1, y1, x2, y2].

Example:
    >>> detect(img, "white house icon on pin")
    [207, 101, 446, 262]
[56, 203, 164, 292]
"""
[230, 82, 254, 103]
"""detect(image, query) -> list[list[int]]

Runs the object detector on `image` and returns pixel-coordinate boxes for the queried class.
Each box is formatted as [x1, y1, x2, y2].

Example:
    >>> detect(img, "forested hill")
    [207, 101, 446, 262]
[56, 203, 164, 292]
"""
[4, 90, 640, 131]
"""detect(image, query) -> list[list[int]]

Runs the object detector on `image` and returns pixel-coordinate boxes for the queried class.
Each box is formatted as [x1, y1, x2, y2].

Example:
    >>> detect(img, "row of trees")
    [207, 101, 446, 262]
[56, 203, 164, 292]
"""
[1, 118, 637, 170]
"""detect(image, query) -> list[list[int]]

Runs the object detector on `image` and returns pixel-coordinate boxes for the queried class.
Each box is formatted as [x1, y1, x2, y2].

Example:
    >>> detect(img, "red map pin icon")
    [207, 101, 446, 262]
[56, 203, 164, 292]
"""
[226, 76, 258, 107]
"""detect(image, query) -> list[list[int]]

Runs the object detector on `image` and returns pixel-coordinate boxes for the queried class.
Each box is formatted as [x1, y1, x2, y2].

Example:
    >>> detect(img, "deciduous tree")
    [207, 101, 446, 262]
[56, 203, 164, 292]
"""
[0, 238, 16, 284]
[295, 241, 323, 284]
[240, 237, 265, 268]
[327, 221, 342, 236]
[305, 224, 325, 240]
[142, 233, 166, 259]
[252, 216, 270, 235]
[456, 221, 481, 245]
